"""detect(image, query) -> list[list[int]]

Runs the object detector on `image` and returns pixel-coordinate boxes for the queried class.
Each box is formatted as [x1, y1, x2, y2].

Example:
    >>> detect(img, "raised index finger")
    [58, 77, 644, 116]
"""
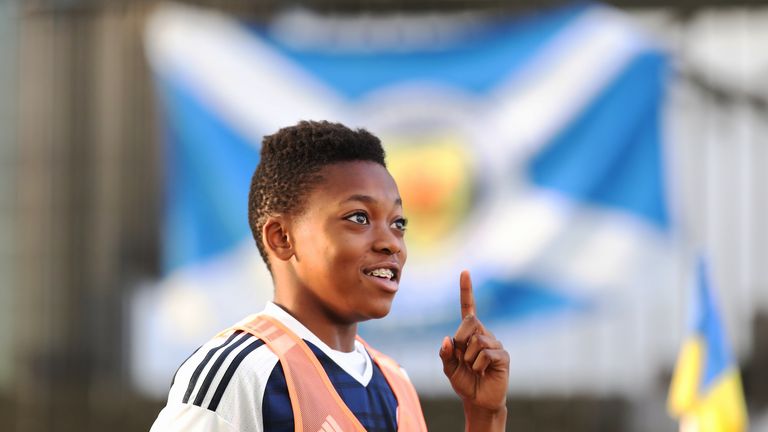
[460, 270, 476, 319]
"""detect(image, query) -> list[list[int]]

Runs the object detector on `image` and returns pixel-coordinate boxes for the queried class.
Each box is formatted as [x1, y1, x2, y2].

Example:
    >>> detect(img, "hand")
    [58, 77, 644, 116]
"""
[439, 270, 509, 428]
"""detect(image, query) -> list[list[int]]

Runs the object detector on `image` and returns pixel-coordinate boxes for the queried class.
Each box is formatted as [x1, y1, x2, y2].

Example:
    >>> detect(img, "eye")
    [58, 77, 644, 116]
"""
[391, 218, 408, 231]
[345, 212, 369, 225]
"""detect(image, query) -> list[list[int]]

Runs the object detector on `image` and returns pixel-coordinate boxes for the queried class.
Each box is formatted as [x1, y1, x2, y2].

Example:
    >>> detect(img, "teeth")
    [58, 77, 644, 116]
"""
[367, 268, 394, 280]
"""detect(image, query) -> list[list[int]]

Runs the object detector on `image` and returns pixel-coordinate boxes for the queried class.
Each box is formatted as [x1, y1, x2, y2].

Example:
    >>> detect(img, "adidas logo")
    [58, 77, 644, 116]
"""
[318, 414, 343, 432]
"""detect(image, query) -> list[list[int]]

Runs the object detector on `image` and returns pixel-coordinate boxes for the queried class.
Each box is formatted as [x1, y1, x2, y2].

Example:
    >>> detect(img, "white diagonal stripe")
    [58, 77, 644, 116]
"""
[489, 6, 652, 161]
[145, 2, 346, 147]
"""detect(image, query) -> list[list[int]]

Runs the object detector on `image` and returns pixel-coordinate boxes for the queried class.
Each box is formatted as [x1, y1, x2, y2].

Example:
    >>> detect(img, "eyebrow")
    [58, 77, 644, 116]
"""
[342, 194, 402, 206]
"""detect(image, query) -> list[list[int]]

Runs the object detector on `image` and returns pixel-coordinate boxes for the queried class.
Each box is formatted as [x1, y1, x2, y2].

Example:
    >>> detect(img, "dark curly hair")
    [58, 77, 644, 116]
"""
[248, 120, 386, 270]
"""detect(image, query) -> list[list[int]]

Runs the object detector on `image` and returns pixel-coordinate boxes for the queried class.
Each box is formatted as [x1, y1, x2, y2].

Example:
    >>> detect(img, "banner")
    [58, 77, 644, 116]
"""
[134, 2, 679, 396]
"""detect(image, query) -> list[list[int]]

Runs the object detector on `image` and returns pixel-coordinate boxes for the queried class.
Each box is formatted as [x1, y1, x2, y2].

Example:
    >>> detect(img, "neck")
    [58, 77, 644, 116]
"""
[272, 293, 358, 353]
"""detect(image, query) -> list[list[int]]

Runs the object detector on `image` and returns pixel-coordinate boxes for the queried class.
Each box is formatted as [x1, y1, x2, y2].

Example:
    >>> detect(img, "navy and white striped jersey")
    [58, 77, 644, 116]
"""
[150, 302, 401, 432]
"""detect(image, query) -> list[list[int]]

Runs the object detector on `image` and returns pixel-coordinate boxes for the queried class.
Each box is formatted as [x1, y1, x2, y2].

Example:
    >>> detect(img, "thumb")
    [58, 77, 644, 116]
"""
[439, 336, 458, 377]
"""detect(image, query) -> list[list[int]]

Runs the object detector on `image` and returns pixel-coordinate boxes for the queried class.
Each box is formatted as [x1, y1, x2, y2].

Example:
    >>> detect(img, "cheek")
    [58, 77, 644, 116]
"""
[320, 231, 365, 269]
[336, 238, 368, 267]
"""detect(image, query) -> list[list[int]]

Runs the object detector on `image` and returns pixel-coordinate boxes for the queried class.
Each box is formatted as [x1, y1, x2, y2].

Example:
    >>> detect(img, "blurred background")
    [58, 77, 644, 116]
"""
[1, 0, 767, 431]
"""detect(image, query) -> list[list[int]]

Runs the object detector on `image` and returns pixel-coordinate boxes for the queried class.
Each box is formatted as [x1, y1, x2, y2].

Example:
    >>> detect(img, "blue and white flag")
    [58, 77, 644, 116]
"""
[133, 2, 679, 396]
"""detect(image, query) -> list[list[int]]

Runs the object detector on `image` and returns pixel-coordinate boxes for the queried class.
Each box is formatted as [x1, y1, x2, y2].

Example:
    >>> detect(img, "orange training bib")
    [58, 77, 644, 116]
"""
[231, 315, 427, 432]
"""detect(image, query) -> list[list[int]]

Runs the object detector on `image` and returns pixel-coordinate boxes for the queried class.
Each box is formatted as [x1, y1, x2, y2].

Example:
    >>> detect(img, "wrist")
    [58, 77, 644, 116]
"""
[463, 403, 507, 432]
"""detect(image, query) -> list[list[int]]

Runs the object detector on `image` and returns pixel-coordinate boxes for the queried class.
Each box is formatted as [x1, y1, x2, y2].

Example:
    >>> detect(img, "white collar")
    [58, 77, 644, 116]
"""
[260, 302, 373, 386]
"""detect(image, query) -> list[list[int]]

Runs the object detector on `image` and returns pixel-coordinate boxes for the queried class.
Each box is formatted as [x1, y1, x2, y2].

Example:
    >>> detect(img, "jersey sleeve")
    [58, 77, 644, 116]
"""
[149, 331, 279, 432]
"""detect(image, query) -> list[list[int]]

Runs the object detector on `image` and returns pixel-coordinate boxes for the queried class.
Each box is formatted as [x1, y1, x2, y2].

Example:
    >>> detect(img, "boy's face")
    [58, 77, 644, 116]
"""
[288, 161, 407, 323]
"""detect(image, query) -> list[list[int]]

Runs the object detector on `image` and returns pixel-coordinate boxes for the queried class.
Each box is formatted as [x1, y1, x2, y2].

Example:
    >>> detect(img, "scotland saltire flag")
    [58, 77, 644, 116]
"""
[668, 258, 748, 432]
[133, 2, 678, 396]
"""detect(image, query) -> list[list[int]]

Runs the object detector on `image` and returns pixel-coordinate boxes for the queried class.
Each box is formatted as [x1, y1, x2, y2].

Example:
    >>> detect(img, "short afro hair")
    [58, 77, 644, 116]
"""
[248, 120, 386, 270]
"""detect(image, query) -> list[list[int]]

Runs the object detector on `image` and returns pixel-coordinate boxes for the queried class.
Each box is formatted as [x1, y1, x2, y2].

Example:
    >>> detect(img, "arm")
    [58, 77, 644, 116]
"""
[438, 270, 510, 432]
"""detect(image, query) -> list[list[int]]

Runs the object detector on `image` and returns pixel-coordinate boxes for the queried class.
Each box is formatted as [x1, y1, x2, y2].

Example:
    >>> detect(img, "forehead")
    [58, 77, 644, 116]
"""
[306, 161, 401, 207]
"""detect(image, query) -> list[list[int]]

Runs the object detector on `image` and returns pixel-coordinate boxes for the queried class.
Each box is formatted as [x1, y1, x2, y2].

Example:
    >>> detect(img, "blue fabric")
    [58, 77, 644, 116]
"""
[693, 258, 733, 391]
[262, 340, 399, 431]
[528, 52, 670, 229]
[481, 277, 590, 322]
[157, 77, 261, 273]
[149, 3, 672, 336]
[249, 5, 587, 100]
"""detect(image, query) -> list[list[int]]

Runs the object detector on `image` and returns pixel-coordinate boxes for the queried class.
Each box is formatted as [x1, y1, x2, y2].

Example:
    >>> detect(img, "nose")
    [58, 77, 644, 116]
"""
[373, 225, 402, 256]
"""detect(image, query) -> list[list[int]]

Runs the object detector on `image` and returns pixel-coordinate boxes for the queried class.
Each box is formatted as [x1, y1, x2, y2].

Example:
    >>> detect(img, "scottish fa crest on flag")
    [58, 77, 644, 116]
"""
[133, 2, 679, 396]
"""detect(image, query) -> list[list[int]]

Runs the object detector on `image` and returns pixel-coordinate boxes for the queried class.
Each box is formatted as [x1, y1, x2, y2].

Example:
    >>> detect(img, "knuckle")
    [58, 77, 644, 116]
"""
[477, 335, 493, 347]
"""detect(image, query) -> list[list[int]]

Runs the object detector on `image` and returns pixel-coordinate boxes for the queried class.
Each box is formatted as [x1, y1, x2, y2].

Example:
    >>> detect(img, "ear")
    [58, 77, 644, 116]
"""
[262, 216, 294, 262]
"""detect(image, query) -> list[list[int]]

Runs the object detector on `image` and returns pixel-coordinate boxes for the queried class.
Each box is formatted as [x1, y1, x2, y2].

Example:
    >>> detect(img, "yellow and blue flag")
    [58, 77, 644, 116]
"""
[668, 258, 748, 432]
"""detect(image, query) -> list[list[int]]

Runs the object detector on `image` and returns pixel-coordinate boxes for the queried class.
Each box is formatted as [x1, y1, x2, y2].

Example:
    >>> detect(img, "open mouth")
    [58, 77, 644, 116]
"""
[364, 267, 398, 281]
[365, 268, 397, 280]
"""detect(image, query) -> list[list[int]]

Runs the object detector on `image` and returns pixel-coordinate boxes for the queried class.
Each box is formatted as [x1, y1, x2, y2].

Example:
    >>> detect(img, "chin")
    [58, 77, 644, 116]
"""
[365, 298, 394, 320]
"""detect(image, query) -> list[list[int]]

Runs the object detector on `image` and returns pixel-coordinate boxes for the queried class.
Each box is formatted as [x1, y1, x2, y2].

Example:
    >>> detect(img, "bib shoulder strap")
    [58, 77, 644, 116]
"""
[235, 315, 366, 432]
[357, 337, 428, 432]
